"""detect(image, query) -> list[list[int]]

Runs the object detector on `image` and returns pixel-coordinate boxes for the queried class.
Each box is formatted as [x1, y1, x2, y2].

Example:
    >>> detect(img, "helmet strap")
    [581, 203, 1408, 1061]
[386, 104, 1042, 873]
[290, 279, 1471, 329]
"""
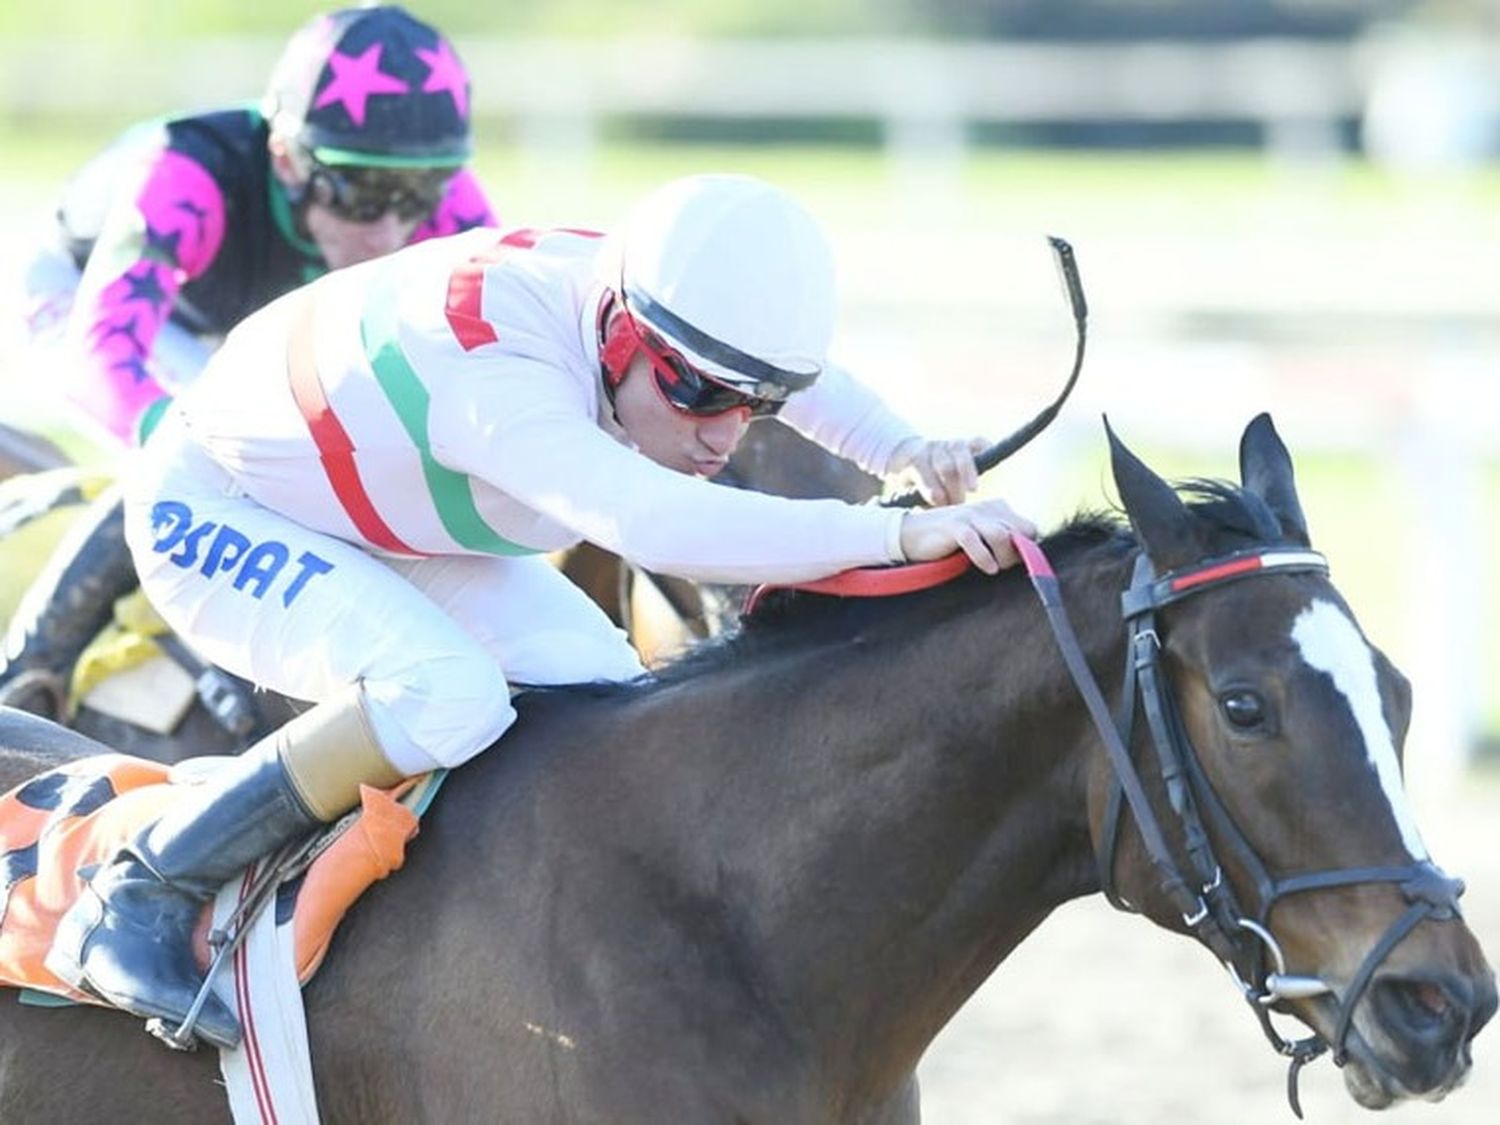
[269, 134, 319, 244]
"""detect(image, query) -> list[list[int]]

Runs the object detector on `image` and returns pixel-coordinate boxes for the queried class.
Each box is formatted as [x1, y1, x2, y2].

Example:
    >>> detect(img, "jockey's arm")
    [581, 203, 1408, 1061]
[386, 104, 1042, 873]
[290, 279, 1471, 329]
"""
[438, 366, 906, 586]
[62, 148, 227, 446]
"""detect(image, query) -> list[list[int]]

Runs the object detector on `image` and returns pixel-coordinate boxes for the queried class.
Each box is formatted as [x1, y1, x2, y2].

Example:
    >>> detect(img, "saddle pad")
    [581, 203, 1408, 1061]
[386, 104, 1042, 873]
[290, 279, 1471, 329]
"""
[0, 753, 419, 1003]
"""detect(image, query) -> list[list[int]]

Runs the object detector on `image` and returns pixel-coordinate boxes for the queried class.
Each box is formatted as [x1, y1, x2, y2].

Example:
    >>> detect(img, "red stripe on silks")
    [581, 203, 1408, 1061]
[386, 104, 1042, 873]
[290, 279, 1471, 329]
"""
[444, 228, 606, 352]
[234, 867, 279, 1125]
[443, 229, 535, 351]
[444, 263, 497, 351]
[1170, 555, 1262, 593]
[286, 298, 420, 555]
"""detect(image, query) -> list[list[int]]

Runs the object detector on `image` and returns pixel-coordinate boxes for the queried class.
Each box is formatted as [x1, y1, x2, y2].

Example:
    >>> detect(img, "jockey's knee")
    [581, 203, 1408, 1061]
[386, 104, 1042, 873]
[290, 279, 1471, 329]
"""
[502, 627, 646, 687]
[362, 655, 515, 773]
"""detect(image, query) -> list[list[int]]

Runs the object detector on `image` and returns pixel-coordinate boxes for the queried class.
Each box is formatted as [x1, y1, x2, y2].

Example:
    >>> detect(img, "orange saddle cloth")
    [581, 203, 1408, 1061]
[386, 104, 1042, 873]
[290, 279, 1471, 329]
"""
[0, 753, 420, 1003]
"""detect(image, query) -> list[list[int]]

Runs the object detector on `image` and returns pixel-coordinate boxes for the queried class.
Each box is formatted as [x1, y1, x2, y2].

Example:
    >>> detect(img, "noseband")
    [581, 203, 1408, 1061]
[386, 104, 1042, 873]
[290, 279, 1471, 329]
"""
[1013, 537, 1466, 1117]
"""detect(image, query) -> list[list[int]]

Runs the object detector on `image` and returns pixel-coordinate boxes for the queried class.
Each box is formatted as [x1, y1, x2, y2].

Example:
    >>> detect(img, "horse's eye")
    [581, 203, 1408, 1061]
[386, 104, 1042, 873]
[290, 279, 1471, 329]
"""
[1220, 690, 1266, 729]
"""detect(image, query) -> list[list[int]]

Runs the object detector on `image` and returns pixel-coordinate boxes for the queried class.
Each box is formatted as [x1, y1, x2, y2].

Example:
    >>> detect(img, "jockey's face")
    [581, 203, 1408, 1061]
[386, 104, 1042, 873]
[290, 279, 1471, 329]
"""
[269, 136, 425, 270]
[614, 353, 752, 478]
[300, 203, 421, 270]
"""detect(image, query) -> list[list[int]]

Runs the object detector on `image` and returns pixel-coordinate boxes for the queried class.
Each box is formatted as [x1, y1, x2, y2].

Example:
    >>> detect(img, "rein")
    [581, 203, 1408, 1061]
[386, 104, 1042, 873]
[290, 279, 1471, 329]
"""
[1011, 534, 1466, 1117]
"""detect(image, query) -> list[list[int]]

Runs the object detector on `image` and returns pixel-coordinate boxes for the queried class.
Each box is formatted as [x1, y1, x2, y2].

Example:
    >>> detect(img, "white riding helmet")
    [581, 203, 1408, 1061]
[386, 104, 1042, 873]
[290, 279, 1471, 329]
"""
[602, 173, 835, 399]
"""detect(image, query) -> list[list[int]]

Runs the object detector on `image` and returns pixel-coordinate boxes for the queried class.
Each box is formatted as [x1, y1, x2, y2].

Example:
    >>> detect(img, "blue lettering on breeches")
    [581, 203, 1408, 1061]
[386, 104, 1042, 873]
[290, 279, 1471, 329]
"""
[149, 501, 335, 607]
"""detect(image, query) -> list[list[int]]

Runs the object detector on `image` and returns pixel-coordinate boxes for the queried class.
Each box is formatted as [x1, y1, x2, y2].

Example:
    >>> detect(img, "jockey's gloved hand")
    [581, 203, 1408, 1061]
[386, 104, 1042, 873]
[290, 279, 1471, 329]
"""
[898, 497, 1036, 574]
[887, 436, 989, 507]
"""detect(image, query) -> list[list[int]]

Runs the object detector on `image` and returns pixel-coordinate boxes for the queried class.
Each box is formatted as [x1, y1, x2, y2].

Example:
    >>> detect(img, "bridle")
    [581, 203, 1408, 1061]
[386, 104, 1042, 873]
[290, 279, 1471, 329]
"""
[1012, 535, 1467, 1117]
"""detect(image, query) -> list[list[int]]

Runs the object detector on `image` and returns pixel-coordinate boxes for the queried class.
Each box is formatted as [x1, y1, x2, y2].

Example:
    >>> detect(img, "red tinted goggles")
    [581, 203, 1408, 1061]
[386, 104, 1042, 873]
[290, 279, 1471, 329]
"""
[627, 315, 785, 419]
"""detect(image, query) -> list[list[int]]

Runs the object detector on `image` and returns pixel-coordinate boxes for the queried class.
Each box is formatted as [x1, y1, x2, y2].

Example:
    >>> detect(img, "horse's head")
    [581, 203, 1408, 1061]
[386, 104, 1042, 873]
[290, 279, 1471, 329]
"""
[1094, 413, 1495, 1110]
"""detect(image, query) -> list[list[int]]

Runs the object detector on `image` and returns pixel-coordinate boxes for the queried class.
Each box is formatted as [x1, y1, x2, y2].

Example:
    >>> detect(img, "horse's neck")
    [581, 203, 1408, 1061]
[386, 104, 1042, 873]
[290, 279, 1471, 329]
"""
[690, 567, 1122, 1091]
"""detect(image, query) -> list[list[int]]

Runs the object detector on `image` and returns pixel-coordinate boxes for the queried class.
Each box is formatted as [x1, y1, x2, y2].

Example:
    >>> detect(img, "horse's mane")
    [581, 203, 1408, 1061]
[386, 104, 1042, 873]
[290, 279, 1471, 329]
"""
[528, 477, 1280, 700]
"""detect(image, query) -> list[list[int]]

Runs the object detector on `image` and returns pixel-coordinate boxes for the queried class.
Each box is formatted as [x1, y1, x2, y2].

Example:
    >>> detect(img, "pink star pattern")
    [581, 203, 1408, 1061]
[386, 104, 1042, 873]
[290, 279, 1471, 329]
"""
[314, 44, 409, 127]
[416, 40, 469, 120]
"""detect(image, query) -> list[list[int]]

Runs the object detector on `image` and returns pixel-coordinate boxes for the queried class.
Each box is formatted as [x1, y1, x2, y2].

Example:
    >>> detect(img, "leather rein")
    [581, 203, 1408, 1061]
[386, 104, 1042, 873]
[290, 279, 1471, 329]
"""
[1011, 535, 1466, 1117]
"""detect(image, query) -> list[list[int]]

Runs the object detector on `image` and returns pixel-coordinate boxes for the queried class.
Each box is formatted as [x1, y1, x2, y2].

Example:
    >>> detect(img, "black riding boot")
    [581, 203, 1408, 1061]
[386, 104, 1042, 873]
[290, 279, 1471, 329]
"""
[0, 490, 135, 717]
[46, 684, 402, 1049]
[46, 740, 320, 1049]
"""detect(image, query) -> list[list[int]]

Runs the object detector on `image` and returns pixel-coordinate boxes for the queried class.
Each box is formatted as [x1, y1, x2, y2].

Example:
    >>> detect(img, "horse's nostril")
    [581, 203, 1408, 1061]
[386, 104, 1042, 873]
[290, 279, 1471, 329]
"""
[1412, 981, 1450, 1019]
[1375, 977, 1460, 1040]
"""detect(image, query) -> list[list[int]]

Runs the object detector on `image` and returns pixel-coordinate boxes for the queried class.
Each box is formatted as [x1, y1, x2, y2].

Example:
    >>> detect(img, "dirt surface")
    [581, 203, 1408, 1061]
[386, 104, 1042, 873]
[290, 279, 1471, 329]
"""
[916, 778, 1500, 1124]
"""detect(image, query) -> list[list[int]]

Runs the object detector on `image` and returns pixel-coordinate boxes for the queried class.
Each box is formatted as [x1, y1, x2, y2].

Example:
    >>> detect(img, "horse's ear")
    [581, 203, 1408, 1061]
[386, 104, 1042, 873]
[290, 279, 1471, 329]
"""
[1106, 417, 1202, 570]
[1237, 413, 1310, 546]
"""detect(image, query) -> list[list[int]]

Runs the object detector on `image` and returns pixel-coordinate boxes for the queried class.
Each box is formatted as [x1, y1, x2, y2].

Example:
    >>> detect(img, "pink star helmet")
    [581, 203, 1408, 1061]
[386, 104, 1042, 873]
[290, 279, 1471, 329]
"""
[263, 4, 472, 168]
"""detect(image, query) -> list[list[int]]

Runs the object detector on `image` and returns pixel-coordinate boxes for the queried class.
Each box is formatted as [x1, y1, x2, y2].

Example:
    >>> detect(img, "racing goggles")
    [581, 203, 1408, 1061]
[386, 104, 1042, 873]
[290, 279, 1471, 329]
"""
[306, 162, 453, 224]
[623, 313, 788, 418]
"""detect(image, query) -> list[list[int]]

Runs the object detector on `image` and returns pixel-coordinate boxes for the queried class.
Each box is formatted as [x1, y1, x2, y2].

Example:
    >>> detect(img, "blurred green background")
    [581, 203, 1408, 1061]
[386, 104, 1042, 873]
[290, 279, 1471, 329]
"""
[2, 2, 1496, 760]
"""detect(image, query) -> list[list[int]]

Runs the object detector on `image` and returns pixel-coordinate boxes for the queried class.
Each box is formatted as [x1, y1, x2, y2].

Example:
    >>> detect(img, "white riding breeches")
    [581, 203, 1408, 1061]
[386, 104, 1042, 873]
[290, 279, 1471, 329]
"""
[124, 413, 646, 775]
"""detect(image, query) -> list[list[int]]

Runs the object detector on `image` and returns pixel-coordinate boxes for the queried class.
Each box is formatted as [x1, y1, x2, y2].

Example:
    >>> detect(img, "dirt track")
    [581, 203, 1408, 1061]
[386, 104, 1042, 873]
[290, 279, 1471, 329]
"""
[916, 778, 1500, 1124]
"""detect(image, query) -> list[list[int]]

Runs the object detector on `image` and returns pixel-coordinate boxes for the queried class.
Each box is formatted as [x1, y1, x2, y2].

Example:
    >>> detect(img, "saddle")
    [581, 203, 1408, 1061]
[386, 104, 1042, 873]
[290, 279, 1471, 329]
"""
[0, 754, 424, 1005]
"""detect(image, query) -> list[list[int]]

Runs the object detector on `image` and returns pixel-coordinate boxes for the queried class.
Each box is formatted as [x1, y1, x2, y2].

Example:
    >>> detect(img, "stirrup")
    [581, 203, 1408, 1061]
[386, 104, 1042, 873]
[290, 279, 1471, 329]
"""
[146, 1016, 203, 1052]
[148, 826, 337, 1051]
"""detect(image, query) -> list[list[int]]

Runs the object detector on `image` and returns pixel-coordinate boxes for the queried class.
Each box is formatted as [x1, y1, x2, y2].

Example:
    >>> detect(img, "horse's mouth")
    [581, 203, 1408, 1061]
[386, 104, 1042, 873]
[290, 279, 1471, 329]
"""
[1338, 1042, 1472, 1111]
[1298, 974, 1491, 1110]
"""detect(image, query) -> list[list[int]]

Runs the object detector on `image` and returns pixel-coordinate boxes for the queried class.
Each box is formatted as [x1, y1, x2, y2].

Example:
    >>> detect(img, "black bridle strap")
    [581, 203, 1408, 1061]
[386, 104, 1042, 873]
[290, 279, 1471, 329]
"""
[1095, 660, 1134, 912]
[1333, 901, 1434, 1064]
[1011, 537, 1224, 937]
[1128, 559, 1232, 913]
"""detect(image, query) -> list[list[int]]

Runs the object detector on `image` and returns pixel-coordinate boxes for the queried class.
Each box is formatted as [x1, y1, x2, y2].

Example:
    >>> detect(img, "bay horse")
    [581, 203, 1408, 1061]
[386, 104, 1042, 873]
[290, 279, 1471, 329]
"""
[0, 415, 1491, 1122]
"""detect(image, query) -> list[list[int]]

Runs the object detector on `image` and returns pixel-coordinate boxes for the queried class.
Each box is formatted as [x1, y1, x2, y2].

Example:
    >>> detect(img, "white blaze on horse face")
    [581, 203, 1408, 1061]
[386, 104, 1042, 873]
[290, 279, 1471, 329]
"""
[1292, 599, 1429, 860]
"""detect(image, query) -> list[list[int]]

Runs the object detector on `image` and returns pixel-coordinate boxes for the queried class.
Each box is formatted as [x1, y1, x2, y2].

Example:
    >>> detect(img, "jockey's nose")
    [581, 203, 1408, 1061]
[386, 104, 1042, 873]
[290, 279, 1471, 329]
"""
[696, 407, 751, 457]
[347, 212, 412, 262]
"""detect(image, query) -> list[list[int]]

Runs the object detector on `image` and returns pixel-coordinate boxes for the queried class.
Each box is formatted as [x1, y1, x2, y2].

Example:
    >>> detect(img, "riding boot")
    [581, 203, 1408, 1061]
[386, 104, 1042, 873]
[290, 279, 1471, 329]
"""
[0, 489, 134, 718]
[45, 683, 405, 1049]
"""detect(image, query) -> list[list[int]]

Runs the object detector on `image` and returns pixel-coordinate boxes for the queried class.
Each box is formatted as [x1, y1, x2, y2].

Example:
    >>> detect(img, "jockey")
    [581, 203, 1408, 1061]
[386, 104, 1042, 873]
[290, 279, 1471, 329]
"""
[0, 4, 496, 711]
[45, 173, 1038, 1049]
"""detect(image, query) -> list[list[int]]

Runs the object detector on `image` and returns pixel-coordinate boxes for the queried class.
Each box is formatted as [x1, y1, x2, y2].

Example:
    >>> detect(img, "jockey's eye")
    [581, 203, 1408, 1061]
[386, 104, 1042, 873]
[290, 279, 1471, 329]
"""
[1220, 689, 1267, 730]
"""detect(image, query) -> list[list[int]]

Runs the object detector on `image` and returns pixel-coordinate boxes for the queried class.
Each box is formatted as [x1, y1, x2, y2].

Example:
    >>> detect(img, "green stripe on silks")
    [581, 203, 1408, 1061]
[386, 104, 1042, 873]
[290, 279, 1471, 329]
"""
[359, 280, 535, 556]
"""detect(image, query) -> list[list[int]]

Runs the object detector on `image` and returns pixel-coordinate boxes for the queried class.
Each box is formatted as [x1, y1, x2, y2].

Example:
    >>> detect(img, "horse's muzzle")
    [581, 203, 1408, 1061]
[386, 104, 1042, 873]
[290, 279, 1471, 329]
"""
[1340, 968, 1498, 1108]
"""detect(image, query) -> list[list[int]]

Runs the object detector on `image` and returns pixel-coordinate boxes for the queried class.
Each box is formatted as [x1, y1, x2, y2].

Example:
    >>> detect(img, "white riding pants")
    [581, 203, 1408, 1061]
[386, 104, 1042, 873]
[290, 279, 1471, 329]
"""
[123, 414, 646, 775]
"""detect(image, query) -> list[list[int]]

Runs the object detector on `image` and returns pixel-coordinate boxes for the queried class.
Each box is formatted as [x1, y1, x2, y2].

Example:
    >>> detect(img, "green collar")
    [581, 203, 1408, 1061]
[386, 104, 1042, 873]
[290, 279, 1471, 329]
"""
[267, 172, 327, 283]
